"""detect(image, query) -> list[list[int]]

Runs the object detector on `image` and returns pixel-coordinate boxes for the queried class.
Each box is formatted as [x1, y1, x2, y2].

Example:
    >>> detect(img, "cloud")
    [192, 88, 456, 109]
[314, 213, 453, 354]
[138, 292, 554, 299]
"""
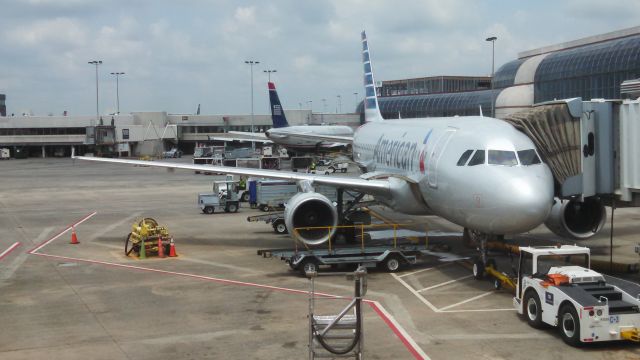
[0, 0, 636, 116]
[4, 17, 87, 47]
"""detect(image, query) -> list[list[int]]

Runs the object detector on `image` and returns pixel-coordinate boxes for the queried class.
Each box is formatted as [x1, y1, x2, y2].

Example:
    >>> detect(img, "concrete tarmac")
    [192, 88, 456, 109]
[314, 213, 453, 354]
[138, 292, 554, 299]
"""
[1, 157, 639, 359]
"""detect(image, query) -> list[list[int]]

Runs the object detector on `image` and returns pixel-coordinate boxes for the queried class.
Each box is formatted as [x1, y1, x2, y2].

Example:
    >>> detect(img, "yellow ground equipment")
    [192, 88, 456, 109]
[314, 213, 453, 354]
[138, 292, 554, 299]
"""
[485, 263, 517, 291]
[125, 218, 171, 258]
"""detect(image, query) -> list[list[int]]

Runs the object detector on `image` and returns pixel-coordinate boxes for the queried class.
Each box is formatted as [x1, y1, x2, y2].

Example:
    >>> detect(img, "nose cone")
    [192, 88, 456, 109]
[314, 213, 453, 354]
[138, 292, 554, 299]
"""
[489, 162, 555, 234]
[500, 174, 554, 232]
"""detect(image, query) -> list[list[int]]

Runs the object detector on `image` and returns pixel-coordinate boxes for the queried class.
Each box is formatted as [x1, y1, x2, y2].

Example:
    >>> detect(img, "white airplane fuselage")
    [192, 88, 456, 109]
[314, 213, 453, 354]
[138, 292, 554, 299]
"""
[266, 125, 353, 149]
[352, 116, 554, 235]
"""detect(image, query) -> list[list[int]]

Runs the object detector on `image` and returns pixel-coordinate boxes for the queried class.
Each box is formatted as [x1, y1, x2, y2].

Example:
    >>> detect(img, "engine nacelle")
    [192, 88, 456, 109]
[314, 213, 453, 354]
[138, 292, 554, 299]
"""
[284, 192, 338, 246]
[544, 197, 606, 240]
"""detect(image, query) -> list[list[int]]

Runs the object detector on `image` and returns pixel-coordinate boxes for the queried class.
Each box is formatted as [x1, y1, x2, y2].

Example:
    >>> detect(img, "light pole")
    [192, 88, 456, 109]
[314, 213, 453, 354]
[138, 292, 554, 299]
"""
[486, 36, 497, 117]
[263, 69, 276, 82]
[88, 60, 102, 120]
[321, 98, 327, 113]
[110, 72, 124, 114]
[245, 60, 260, 150]
[336, 95, 341, 113]
[307, 100, 313, 111]
[353, 92, 358, 111]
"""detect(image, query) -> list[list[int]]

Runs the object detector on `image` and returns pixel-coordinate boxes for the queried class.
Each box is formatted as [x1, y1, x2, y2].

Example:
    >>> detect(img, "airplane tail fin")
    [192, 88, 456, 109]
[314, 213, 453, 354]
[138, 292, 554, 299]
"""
[268, 82, 289, 128]
[362, 31, 383, 123]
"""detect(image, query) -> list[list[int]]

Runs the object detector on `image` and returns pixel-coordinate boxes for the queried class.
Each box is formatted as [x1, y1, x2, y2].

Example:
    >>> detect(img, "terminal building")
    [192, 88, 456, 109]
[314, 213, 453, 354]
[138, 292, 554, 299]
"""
[0, 94, 5, 117]
[1, 26, 640, 158]
[366, 26, 640, 119]
[0, 110, 359, 158]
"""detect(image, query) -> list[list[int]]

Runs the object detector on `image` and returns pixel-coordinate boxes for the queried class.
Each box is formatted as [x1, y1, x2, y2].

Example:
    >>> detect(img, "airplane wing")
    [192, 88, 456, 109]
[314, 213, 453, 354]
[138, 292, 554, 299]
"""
[73, 155, 389, 196]
[227, 131, 268, 138]
[270, 132, 354, 145]
[208, 134, 272, 143]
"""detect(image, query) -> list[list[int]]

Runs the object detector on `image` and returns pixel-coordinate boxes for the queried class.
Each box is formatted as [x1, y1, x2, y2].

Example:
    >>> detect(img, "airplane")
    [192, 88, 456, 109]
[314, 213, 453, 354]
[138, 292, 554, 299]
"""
[212, 82, 354, 153]
[73, 31, 602, 263]
[260, 81, 354, 153]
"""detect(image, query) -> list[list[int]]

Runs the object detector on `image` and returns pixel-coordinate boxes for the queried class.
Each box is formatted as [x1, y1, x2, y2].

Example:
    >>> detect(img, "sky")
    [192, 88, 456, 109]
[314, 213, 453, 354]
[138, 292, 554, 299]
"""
[1, 0, 639, 116]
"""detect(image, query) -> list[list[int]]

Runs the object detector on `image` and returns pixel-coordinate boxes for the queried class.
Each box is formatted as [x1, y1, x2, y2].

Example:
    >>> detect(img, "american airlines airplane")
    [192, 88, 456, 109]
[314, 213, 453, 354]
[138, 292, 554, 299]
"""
[216, 82, 354, 153]
[75, 31, 562, 255]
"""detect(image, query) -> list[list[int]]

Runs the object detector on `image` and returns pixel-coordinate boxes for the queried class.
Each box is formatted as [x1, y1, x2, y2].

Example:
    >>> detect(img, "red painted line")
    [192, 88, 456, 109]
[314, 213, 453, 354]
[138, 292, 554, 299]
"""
[28, 211, 428, 359]
[28, 211, 97, 254]
[369, 301, 426, 360]
[0, 242, 21, 261]
[31, 252, 343, 298]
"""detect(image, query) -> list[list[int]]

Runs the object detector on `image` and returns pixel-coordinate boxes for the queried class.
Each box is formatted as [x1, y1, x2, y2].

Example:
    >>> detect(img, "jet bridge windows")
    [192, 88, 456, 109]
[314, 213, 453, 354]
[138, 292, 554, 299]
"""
[488, 150, 518, 166]
[456, 150, 474, 166]
[467, 150, 485, 166]
[517, 149, 541, 165]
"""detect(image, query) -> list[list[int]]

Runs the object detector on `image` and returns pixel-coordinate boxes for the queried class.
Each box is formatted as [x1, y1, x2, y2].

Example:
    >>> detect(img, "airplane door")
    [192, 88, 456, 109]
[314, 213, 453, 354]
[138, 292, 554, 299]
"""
[427, 128, 456, 188]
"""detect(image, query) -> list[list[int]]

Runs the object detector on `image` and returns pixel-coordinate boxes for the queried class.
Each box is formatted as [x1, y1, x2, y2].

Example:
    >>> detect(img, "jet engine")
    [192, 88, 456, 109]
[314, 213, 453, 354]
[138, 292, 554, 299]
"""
[544, 197, 606, 240]
[284, 192, 338, 246]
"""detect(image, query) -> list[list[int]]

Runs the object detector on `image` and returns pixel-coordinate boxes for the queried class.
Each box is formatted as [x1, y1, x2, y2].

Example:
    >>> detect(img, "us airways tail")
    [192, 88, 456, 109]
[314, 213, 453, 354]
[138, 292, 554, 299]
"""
[268, 82, 289, 128]
[362, 31, 383, 123]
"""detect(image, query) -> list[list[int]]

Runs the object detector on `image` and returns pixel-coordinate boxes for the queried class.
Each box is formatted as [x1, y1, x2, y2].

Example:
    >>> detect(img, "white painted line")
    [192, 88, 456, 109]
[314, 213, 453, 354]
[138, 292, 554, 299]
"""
[440, 308, 516, 313]
[391, 273, 440, 312]
[398, 262, 454, 278]
[0, 242, 21, 261]
[29, 212, 430, 359]
[391, 273, 517, 314]
[438, 291, 495, 311]
[416, 275, 473, 292]
[29, 211, 97, 254]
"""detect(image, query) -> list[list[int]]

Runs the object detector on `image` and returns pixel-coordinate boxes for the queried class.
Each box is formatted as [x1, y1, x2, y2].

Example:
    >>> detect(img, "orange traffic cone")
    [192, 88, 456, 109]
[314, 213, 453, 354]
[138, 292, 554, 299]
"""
[168, 238, 177, 257]
[157, 236, 165, 258]
[70, 226, 79, 244]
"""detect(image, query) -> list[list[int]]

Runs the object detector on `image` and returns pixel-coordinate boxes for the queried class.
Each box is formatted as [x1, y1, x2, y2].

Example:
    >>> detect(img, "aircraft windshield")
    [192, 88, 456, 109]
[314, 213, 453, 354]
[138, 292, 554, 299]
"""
[456, 150, 474, 166]
[518, 149, 541, 165]
[488, 150, 518, 166]
[467, 150, 485, 166]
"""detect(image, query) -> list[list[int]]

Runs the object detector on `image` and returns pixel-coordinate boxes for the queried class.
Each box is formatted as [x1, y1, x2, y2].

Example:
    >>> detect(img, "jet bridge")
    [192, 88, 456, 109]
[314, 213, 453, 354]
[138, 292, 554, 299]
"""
[503, 97, 640, 239]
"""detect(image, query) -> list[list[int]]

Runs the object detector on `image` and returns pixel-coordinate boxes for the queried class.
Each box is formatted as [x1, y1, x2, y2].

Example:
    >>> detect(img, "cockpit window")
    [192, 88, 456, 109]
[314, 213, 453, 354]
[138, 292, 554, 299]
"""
[456, 150, 474, 166]
[518, 149, 541, 165]
[488, 150, 518, 166]
[467, 150, 485, 166]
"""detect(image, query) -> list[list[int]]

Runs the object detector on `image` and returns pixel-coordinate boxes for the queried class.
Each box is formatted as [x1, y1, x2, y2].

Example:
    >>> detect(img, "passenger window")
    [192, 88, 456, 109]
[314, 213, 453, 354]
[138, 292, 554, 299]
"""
[467, 150, 485, 166]
[518, 149, 541, 165]
[488, 150, 518, 166]
[456, 150, 474, 166]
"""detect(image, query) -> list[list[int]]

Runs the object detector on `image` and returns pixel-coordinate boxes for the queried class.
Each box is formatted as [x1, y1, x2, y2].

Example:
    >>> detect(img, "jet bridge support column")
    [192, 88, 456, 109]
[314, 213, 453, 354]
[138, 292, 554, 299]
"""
[337, 189, 344, 224]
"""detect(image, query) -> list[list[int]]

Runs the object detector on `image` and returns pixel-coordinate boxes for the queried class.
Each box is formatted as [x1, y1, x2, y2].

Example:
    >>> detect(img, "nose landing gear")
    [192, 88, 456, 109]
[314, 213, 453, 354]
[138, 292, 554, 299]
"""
[465, 228, 516, 290]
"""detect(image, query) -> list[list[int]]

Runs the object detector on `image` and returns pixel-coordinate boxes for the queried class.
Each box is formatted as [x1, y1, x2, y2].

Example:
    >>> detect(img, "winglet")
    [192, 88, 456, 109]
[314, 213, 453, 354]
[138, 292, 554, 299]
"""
[268, 82, 289, 128]
[479, 105, 483, 117]
[362, 31, 383, 123]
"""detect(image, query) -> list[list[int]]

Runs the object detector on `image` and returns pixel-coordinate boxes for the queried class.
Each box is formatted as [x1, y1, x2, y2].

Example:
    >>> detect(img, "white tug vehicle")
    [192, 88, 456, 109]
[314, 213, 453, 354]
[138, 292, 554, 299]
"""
[514, 245, 640, 345]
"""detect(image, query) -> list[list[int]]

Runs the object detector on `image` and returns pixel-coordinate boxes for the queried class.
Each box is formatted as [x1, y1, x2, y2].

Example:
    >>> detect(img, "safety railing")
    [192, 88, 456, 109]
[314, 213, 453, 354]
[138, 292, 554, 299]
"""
[292, 222, 428, 254]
